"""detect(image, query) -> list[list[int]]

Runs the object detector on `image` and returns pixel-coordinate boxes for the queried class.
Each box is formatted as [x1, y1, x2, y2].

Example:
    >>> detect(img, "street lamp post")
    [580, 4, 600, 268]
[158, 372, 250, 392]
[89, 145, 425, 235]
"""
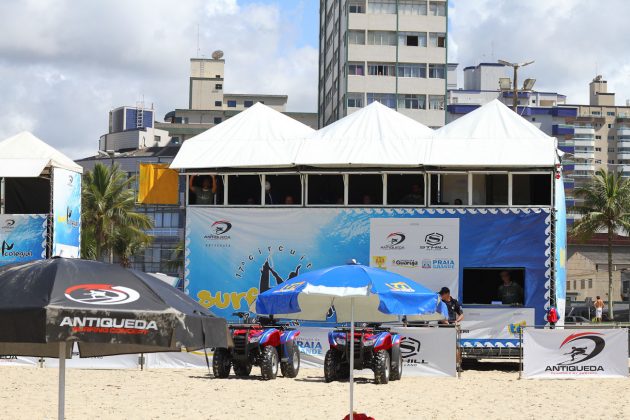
[498, 59, 535, 112]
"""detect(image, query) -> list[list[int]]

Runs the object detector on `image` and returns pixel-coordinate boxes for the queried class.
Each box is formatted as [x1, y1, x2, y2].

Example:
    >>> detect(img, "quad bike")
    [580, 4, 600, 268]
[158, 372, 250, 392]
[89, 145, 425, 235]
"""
[324, 325, 402, 384]
[212, 312, 301, 380]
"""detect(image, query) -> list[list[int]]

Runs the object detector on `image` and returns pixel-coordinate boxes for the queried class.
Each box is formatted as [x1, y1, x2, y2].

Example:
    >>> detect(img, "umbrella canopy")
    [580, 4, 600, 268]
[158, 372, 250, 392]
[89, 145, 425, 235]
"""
[254, 264, 447, 322]
[0, 258, 228, 357]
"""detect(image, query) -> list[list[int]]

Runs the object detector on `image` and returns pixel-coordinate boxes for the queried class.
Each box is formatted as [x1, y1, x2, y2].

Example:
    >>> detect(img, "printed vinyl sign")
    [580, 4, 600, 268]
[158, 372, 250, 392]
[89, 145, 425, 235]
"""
[52, 167, 81, 258]
[369, 218, 459, 297]
[460, 307, 535, 348]
[0, 214, 47, 266]
[523, 328, 628, 379]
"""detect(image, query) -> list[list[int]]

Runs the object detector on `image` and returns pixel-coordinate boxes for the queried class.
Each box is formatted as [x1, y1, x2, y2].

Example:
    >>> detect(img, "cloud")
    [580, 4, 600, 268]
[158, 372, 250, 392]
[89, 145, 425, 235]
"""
[0, 0, 318, 159]
[449, 0, 630, 106]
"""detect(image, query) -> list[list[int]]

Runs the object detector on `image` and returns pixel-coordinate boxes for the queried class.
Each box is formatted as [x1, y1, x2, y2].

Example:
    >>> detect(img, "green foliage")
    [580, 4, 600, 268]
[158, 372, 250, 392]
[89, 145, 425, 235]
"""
[81, 162, 153, 265]
[571, 169, 630, 319]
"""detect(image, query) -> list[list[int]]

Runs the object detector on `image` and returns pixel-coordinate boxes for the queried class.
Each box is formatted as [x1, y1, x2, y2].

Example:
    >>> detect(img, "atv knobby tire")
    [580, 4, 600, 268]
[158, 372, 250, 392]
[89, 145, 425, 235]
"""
[233, 360, 252, 377]
[280, 345, 300, 378]
[389, 350, 403, 381]
[212, 348, 231, 378]
[324, 349, 343, 382]
[373, 350, 390, 384]
[259, 346, 279, 380]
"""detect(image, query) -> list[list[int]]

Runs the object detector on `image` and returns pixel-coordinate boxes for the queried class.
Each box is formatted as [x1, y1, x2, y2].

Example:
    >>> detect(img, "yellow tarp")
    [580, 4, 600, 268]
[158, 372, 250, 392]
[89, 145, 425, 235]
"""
[138, 163, 179, 205]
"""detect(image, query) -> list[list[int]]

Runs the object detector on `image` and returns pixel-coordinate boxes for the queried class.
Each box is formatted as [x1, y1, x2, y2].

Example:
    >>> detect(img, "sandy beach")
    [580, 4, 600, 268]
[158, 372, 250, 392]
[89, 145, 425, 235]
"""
[1, 364, 628, 420]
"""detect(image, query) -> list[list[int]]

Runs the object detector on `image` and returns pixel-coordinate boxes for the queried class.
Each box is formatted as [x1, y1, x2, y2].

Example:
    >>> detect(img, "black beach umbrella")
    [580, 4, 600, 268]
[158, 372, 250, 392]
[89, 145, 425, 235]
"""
[0, 258, 228, 419]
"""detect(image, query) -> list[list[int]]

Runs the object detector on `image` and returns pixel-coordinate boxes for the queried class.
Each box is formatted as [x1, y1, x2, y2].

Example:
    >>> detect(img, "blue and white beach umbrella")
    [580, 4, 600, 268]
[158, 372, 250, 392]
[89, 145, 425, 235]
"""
[255, 263, 447, 322]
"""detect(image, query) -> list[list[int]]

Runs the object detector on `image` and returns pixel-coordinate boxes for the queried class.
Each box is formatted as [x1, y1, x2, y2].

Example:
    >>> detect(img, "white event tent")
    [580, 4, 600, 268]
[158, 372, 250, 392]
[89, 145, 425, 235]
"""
[295, 101, 433, 167]
[170, 102, 315, 170]
[0, 131, 83, 177]
[427, 99, 558, 168]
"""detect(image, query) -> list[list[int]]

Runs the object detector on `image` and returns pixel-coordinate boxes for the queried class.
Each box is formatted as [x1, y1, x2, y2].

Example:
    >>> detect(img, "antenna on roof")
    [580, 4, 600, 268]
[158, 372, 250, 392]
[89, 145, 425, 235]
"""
[196, 24, 200, 58]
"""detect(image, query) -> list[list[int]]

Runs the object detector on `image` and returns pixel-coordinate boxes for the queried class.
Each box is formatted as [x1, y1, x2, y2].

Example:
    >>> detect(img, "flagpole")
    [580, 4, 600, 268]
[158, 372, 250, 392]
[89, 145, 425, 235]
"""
[58, 341, 66, 420]
[349, 297, 354, 420]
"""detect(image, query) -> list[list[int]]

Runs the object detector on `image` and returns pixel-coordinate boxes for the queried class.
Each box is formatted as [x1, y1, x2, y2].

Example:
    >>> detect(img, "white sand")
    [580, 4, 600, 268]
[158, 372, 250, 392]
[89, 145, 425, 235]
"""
[1, 366, 628, 420]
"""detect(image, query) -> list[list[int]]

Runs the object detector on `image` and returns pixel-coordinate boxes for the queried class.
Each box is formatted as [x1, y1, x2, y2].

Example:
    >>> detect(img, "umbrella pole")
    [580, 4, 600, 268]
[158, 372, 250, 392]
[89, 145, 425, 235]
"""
[58, 341, 66, 420]
[349, 297, 354, 420]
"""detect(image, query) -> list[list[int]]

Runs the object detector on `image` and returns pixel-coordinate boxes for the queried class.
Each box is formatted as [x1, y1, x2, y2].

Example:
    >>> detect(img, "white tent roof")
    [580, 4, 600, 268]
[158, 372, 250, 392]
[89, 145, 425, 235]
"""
[0, 131, 83, 177]
[428, 99, 558, 167]
[170, 103, 315, 169]
[295, 101, 433, 167]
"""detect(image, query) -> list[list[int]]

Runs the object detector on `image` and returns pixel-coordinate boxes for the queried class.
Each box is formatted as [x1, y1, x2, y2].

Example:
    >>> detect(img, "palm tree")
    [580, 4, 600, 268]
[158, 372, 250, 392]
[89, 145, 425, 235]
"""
[571, 168, 630, 320]
[113, 226, 153, 268]
[81, 162, 153, 264]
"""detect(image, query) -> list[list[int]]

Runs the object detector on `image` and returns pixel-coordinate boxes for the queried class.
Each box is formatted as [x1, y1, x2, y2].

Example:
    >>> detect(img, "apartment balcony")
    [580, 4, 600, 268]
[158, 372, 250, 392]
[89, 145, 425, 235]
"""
[573, 151, 595, 160]
[558, 139, 574, 147]
[552, 124, 574, 136]
[617, 127, 630, 136]
[573, 138, 595, 147]
[617, 141, 630, 148]
[617, 153, 630, 160]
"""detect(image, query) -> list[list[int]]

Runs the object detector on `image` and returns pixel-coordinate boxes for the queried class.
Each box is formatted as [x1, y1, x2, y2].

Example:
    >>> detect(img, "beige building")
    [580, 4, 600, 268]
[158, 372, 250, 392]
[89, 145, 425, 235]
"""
[564, 76, 630, 205]
[319, 0, 448, 128]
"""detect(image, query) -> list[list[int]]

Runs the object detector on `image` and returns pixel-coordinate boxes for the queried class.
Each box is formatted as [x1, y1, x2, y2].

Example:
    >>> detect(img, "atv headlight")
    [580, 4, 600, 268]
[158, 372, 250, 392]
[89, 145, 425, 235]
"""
[249, 334, 262, 343]
[363, 337, 377, 347]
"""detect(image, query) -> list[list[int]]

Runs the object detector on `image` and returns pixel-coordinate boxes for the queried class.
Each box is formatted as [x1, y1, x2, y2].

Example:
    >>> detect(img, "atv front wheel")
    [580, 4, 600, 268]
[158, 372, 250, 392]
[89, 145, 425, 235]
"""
[389, 350, 402, 381]
[280, 345, 300, 378]
[259, 346, 279, 380]
[324, 349, 342, 382]
[233, 360, 252, 377]
[212, 348, 231, 379]
[373, 350, 390, 384]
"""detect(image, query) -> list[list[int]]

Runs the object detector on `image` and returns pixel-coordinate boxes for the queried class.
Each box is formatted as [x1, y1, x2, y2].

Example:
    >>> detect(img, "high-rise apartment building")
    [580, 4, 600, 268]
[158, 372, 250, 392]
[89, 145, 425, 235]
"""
[318, 0, 448, 128]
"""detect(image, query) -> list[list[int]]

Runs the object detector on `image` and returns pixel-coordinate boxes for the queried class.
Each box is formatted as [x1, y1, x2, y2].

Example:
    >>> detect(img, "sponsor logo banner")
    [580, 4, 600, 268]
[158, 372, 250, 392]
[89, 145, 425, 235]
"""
[52, 167, 81, 258]
[296, 327, 456, 377]
[460, 307, 536, 348]
[64, 284, 141, 305]
[0, 214, 47, 266]
[523, 328, 629, 379]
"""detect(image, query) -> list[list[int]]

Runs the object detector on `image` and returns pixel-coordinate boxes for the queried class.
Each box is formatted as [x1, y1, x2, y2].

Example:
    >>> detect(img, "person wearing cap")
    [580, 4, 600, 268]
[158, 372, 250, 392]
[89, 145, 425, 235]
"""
[439, 287, 463, 324]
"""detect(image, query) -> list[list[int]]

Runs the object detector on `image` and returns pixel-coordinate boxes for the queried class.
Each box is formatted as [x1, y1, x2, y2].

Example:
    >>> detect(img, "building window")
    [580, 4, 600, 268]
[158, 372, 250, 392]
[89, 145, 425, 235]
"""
[429, 32, 446, 48]
[398, 0, 427, 15]
[265, 175, 302, 205]
[608, 136, 615, 141]
[348, 1, 365, 13]
[608, 148, 615, 152]
[307, 175, 344, 205]
[428, 95, 445, 110]
[213, 117, 222, 124]
[608, 124, 612, 128]
[348, 62, 365, 76]
[214, 101, 222, 107]
[430, 173, 468, 205]
[580, 279, 585, 289]
[398, 94, 426, 110]
[227, 175, 261, 205]
[398, 32, 427, 47]
[368, 31, 397, 46]
[429, 1, 446, 16]
[397, 63, 426, 78]
[227, 100, 237, 108]
[348, 30, 366, 45]
[244, 100, 254, 108]
[428, 63, 446, 79]
[387, 174, 425, 205]
[566, 281, 570, 290]
[348, 174, 383, 205]
[592, 111, 601, 115]
[596, 135, 602, 139]
[607, 111, 615, 116]
[608, 159, 615, 164]
[368, 63, 396, 76]
[215, 83, 223, 90]
[512, 174, 552, 206]
[588, 279, 593, 288]
[367, 93, 396, 109]
[347, 93, 364, 108]
[595, 147, 602, 152]
[472, 174, 509, 205]
[367, 0, 396, 14]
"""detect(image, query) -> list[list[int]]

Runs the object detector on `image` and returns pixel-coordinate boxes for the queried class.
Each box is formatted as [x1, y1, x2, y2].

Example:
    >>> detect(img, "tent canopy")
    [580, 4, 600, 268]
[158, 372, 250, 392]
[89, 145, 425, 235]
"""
[428, 99, 558, 167]
[0, 131, 83, 177]
[170, 102, 315, 170]
[295, 101, 433, 167]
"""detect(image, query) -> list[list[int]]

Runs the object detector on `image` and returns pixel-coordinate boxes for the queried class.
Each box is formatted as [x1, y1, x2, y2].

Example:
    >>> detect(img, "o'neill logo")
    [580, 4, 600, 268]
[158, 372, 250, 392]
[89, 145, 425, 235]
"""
[381, 232, 406, 250]
[204, 220, 232, 247]
[64, 284, 140, 305]
[59, 316, 157, 335]
[420, 233, 448, 251]
[545, 332, 606, 373]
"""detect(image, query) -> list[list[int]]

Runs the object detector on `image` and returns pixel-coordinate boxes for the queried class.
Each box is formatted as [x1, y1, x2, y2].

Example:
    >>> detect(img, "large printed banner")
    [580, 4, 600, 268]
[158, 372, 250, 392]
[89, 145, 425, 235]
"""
[460, 307, 535, 348]
[52, 167, 81, 258]
[370, 218, 459, 296]
[297, 327, 457, 377]
[186, 208, 550, 325]
[523, 328, 628, 379]
[0, 214, 47, 266]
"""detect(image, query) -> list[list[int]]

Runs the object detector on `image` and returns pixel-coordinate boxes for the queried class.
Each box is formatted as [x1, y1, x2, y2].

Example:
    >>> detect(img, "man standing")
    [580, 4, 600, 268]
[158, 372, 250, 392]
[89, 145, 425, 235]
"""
[594, 296, 605, 322]
[439, 287, 463, 324]
[497, 270, 523, 305]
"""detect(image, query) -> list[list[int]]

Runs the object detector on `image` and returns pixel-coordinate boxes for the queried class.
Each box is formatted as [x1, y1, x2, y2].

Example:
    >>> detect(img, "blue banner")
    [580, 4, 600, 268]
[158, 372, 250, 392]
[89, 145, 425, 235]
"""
[52, 168, 81, 258]
[554, 176, 567, 323]
[186, 208, 551, 325]
[0, 214, 47, 266]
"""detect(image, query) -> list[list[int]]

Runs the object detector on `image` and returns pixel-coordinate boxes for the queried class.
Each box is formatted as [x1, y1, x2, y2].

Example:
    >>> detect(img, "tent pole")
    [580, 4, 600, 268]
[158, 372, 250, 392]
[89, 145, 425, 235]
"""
[349, 298, 354, 420]
[58, 341, 66, 420]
